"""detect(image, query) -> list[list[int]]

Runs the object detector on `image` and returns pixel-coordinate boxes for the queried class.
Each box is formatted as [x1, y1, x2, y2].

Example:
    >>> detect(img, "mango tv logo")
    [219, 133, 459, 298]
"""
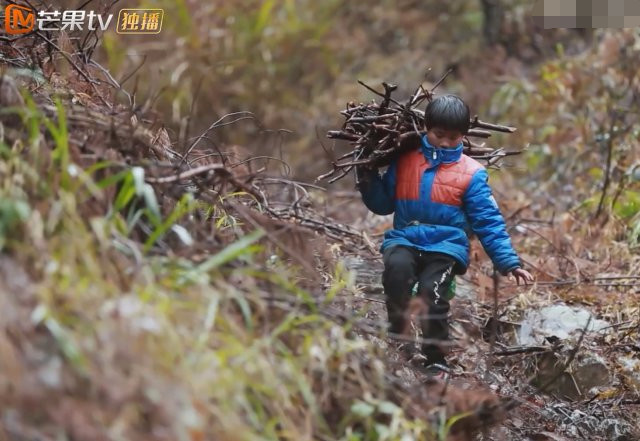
[2, 4, 163, 35]
[5, 4, 34, 34]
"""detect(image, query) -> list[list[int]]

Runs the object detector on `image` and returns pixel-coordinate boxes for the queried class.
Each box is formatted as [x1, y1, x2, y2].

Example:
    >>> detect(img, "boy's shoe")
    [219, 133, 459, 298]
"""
[423, 362, 450, 380]
[396, 342, 417, 357]
[407, 351, 429, 368]
[398, 343, 427, 369]
[425, 363, 451, 380]
[396, 343, 432, 369]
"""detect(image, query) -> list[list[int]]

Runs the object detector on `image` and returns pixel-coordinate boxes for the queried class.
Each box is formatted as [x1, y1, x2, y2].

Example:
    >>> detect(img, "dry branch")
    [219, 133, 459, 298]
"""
[318, 80, 523, 184]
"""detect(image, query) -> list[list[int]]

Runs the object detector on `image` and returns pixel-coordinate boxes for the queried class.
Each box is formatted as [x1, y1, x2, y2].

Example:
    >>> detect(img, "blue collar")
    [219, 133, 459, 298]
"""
[420, 134, 463, 165]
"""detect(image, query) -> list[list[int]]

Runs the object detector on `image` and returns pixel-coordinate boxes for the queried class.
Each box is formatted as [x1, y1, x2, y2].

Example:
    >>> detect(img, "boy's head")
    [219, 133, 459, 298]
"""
[424, 95, 470, 149]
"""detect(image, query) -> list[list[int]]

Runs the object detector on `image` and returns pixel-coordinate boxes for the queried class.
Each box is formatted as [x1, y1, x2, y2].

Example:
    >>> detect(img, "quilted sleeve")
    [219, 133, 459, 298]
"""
[357, 161, 396, 215]
[462, 169, 521, 275]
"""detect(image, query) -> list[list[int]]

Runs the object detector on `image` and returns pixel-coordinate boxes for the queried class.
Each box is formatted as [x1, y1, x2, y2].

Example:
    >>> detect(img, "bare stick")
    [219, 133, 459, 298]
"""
[145, 164, 225, 184]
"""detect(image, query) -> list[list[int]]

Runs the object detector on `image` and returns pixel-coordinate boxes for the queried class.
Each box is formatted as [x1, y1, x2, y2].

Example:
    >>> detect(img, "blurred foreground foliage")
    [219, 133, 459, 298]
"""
[3, 2, 639, 439]
[0, 74, 457, 439]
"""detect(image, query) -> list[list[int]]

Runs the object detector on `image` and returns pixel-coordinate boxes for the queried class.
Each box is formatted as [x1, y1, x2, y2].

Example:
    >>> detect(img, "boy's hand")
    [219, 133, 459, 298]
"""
[354, 165, 376, 189]
[508, 267, 534, 286]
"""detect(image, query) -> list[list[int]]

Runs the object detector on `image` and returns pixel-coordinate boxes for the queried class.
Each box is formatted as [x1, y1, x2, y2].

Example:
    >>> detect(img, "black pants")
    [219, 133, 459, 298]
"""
[382, 245, 456, 363]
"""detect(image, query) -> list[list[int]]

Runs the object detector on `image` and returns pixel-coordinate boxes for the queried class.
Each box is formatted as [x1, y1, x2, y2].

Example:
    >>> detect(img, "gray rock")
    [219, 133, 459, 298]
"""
[531, 352, 611, 401]
[570, 353, 611, 397]
[518, 303, 609, 346]
[617, 355, 640, 393]
[601, 418, 634, 441]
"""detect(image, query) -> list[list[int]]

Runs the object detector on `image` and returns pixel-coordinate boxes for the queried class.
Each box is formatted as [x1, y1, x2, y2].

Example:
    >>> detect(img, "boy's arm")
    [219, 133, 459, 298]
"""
[356, 161, 396, 215]
[462, 169, 521, 275]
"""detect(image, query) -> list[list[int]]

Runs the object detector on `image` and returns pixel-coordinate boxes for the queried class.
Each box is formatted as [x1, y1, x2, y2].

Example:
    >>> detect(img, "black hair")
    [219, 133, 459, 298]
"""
[424, 95, 470, 134]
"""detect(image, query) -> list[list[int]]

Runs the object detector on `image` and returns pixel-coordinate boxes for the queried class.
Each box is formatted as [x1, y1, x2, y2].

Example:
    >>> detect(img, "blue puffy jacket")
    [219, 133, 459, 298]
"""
[358, 134, 521, 275]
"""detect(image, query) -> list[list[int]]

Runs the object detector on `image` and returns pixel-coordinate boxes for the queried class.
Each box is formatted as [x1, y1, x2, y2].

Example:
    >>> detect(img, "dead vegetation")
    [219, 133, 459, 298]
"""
[0, 7, 513, 441]
[1, 2, 639, 440]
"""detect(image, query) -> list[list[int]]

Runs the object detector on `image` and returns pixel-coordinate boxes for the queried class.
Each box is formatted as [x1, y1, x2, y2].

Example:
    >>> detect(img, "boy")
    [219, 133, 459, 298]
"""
[356, 95, 534, 372]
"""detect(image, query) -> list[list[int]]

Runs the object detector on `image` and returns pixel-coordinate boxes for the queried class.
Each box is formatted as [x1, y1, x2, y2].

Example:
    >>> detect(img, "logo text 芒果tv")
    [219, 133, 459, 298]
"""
[2, 4, 163, 35]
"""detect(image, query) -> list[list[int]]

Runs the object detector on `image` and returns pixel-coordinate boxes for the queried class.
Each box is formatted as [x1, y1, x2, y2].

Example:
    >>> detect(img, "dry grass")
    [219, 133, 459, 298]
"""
[0, 56, 506, 440]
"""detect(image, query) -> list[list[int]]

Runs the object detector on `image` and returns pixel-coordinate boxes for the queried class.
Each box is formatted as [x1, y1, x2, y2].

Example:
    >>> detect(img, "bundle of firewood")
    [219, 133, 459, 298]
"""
[317, 79, 521, 184]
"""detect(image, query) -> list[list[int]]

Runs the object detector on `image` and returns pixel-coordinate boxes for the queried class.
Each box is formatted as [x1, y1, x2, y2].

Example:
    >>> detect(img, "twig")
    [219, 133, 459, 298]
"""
[470, 116, 517, 133]
[485, 269, 500, 380]
[357, 80, 403, 107]
[495, 346, 551, 356]
[531, 316, 591, 396]
[595, 110, 618, 218]
[33, 31, 112, 109]
[145, 163, 224, 183]
[430, 68, 453, 92]
[89, 59, 132, 107]
[181, 111, 257, 165]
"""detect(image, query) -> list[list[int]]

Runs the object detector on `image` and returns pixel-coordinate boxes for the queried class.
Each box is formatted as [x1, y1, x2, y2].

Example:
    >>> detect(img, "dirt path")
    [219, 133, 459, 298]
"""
[337, 243, 639, 440]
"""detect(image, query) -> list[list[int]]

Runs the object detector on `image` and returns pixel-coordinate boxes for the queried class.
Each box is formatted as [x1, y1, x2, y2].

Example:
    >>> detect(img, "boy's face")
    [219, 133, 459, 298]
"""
[426, 127, 464, 149]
